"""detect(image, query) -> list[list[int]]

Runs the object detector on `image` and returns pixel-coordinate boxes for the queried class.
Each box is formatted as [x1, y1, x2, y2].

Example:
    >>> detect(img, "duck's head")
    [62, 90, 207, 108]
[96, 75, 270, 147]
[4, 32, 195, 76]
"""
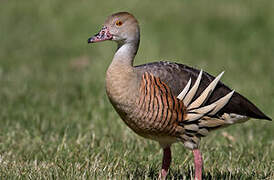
[88, 12, 140, 46]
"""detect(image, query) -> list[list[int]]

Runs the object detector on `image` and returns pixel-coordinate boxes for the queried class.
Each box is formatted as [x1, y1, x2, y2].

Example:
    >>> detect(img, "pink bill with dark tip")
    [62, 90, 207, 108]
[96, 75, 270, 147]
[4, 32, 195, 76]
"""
[88, 26, 113, 43]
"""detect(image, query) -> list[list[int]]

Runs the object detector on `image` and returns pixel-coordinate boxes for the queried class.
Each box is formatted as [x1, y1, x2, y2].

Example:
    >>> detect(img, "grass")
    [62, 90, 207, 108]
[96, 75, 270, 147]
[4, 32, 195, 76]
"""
[0, 0, 273, 179]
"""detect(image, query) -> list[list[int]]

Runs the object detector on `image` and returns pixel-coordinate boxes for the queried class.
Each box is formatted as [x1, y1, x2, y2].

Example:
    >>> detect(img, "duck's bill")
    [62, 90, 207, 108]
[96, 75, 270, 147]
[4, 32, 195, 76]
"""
[88, 26, 113, 43]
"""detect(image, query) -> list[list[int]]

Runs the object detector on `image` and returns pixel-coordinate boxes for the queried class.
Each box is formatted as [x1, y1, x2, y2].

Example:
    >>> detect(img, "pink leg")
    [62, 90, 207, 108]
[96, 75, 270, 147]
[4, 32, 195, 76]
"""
[192, 149, 203, 180]
[159, 147, 171, 179]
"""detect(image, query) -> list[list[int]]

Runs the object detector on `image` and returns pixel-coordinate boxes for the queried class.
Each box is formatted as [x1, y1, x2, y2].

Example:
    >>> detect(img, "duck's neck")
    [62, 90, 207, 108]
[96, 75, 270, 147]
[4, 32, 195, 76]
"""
[110, 39, 139, 68]
[106, 40, 140, 107]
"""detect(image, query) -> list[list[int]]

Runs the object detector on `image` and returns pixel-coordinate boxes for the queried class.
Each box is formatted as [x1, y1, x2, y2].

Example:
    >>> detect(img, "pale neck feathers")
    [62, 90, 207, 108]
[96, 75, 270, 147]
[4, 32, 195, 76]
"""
[112, 41, 138, 67]
[106, 40, 140, 108]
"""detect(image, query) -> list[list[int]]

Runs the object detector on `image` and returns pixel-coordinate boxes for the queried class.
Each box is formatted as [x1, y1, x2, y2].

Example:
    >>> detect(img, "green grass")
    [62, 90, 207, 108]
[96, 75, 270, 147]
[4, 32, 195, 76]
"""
[0, 0, 273, 179]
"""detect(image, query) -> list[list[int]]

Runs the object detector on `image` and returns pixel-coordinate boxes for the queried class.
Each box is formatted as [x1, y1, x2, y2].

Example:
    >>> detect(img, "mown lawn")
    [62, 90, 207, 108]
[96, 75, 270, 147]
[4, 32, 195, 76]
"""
[0, 0, 273, 179]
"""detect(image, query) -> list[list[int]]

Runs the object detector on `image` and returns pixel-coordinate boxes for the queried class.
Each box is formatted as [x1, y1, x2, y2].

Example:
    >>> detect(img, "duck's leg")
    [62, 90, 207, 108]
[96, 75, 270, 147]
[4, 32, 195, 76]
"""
[159, 147, 171, 179]
[193, 149, 203, 180]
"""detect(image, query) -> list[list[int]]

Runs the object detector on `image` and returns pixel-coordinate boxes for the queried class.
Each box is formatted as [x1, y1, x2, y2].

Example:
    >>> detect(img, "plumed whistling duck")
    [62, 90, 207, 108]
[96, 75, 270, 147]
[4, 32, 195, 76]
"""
[87, 12, 271, 180]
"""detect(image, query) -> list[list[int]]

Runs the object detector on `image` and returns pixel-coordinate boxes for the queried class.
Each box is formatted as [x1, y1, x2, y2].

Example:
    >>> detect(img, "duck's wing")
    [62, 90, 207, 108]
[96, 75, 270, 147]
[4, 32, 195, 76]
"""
[134, 61, 271, 120]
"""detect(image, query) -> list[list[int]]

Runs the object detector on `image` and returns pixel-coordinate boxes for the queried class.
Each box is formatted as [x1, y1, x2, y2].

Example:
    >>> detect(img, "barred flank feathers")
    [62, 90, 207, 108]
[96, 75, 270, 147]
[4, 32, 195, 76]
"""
[136, 73, 185, 135]
[134, 70, 264, 149]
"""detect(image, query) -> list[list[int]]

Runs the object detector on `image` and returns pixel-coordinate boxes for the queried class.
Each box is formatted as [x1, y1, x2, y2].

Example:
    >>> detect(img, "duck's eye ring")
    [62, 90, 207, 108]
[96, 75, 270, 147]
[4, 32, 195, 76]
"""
[115, 20, 123, 26]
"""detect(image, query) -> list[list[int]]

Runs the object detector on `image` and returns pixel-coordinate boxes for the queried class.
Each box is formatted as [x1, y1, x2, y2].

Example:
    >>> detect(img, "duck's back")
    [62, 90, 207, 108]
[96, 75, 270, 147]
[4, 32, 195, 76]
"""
[134, 61, 271, 120]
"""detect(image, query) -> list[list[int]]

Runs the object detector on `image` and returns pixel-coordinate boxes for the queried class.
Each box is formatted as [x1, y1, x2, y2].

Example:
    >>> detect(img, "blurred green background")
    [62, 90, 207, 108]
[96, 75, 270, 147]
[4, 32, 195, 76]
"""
[0, 0, 273, 179]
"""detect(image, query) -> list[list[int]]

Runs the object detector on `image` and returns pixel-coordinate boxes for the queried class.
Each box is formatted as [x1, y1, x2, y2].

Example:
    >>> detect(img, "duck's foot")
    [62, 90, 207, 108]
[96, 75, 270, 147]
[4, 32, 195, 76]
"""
[193, 149, 203, 180]
[158, 147, 171, 179]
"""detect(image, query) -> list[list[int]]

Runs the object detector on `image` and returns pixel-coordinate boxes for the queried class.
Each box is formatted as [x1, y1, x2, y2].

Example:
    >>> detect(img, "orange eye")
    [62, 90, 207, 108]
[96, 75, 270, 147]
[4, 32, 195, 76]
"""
[115, 20, 123, 26]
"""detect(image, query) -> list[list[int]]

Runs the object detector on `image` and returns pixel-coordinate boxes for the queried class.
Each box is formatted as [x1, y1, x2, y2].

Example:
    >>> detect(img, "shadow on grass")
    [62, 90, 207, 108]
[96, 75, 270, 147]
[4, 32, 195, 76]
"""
[126, 167, 271, 180]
